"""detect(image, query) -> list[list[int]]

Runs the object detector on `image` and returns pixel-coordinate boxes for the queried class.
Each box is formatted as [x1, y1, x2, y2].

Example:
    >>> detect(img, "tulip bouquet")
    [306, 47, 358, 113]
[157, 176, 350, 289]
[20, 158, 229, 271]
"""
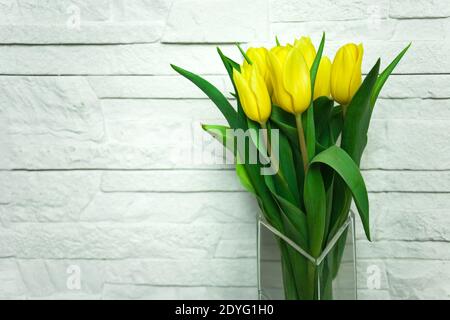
[171, 33, 409, 300]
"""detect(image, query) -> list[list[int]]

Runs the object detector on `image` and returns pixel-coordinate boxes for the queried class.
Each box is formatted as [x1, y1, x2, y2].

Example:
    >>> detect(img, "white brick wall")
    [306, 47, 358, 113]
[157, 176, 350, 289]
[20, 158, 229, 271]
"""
[0, 0, 449, 299]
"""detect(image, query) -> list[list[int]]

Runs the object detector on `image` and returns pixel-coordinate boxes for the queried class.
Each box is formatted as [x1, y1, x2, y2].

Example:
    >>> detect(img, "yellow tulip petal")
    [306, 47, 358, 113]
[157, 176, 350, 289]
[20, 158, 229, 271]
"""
[233, 68, 259, 123]
[314, 56, 332, 100]
[249, 66, 271, 123]
[268, 49, 293, 113]
[283, 48, 311, 114]
[331, 43, 362, 105]
[349, 43, 364, 100]
[293, 36, 316, 69]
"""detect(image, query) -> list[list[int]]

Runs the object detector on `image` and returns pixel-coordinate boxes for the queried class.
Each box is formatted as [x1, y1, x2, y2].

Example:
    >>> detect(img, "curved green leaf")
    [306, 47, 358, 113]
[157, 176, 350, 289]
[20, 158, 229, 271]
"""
[371, 43, 411, 107]
[171, 64, 239, 129]
[305, 33, 325, 161]
[236, 163, 255, 194]
[264, 175, 308, 250]
[304, 166, 326, 257]
[311, 146, 370, 241]
[341, 59, 380, 165]
[314, 97, 334, 138]
[202, 124, 284, 232]
[216, 48, 247, 124]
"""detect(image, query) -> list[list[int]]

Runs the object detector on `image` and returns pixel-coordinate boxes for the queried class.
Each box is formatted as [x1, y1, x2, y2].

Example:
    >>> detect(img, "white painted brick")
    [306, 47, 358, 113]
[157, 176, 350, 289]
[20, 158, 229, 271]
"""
[0, 77, 104, 142]
[353, 192, 450, 241]
[80, 192, 258, 223]
[364, 119, 450, 170]
[0, 23, 164, 44]
[103, 284, 257, 299]
[214, 239, 256, 258]
[88, 75, 230, 99]
[89, 75, 450, 99]
[0, 0, 110, 24]
[389, 0, 450, 18]
[0, 41, 448, 75]
[0, 172, 101, 223]
[101, 170, 241, 192]
[0, 0, 449, 300]
[271, 19, 397, 42]
[17, 259, 106, 297]
[363, 171, 450, 192]
[391, 18, 450, 41]
[0, 44, 234, 75]
[374, 99, 450, 119]
[358, 289, 391, 300]
[0, 259, 26, 299]
[357, 241, 450, 260]
[270, 0, 390, 22]
[5, 222, 255, 259]
[100, 169, 450, 193]
[272, 19, 449, 42]
[368, 193, 450, 241]
[104, 258, 256, 287]
[2, 96, 450, 170]
[376, 76, 450, 99]
[385, 260, 450, 299]
[162, 0, 269, 43]
[111, 0, 172, 21]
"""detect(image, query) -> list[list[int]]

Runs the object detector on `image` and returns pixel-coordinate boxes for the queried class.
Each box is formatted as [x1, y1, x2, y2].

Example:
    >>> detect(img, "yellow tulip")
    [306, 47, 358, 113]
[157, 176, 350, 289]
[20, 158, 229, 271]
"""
[293, 36, 316, 69]
[313, 56, 332, 100]
[243, 47, 272, 95]
[330, 43, 364, 105]
[268, 45, 311, 115]
[233, 64, 271, 124]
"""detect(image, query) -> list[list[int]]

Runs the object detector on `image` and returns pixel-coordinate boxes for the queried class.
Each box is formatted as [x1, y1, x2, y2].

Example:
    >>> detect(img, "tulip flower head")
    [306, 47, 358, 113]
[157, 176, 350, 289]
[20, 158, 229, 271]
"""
[313, 56, 332, 100]
[293, 36, 316, 69]
[233, 64, 271, 124]
[331, 43, 363, 106]
[268, 45, 311, 115]
[243, 47, 273, 95]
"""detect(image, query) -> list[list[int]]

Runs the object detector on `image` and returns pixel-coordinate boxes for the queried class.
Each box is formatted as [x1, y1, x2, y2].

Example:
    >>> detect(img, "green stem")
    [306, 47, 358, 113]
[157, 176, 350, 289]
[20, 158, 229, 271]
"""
[342, 104, 348, 118]
[295, 113, 308, 174]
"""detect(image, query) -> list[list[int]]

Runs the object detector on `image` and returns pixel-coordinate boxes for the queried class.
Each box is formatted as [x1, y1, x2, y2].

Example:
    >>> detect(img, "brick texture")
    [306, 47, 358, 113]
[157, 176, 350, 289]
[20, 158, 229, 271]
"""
[0, 0, 449, 299]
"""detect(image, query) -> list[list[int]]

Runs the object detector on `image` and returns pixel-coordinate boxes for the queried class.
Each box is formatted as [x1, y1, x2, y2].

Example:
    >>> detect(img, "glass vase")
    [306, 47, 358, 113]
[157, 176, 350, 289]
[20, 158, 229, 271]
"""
[257, 212, 357, 300]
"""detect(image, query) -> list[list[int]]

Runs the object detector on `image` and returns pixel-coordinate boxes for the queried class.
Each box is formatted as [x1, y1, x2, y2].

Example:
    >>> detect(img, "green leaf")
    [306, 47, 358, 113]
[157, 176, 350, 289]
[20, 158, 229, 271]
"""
[202, 124, 256, 195]
[314, 97, 334, 138]
[270, 105, 299, 148]
[305, 32, 325, 160]
[202, 124, 284, 232]
[246, 118, 268, 162]
[236, 43, 252, 65]
[341, 59, 380, 166]
[329, 106, 344, 143]
[217, 47, 240, 77]
[310, 33, 325, 94]
[304, 166, 326, 257]
[264, 175, 308, 250]
[236, 163, 256, 194]
[216, 48, 247, 123]
[171, 64, 239, 129]
[277, 131, 300, 204]
[310, 146, 370, 241]
[202, 124, 235, 155]
[275, 36, 281, 46]
[371, 43, 411, 107]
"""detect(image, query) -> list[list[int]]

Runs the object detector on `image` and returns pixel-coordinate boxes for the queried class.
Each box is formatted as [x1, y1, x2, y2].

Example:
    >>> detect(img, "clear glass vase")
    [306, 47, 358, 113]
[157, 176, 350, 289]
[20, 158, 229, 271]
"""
[257, 212, 357, 300]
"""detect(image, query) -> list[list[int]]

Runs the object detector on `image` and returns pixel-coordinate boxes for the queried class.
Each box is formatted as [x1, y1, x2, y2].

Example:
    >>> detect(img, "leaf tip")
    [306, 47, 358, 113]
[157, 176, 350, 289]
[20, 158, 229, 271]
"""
[170, 64, 181, 72]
